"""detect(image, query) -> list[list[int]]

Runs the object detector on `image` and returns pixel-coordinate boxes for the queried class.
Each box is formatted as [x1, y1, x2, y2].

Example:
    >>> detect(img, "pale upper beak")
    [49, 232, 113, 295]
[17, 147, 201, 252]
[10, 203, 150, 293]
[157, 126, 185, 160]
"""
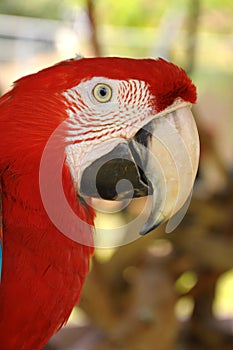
[75, 100, 199, 234]
[138, 102, 199, 234]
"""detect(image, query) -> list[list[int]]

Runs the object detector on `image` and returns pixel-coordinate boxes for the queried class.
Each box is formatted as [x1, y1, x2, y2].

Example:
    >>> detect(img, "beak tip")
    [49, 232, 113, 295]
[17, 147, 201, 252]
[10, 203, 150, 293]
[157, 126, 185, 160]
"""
[140, 220, 163, 235]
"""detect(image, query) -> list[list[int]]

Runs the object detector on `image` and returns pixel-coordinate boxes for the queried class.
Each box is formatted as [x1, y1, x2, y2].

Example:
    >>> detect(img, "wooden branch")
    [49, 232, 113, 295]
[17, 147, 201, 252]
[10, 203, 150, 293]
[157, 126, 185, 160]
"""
[86, 0, 101, 56]
[185, 0, 200, 74]
[88, 251, 178, 350]
[80, 256, 120, 331]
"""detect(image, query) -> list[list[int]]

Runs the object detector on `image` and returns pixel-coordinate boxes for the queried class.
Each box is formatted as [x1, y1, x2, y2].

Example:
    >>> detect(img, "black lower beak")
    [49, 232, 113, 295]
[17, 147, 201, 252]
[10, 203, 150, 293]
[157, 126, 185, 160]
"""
[79, 140, 150, 200]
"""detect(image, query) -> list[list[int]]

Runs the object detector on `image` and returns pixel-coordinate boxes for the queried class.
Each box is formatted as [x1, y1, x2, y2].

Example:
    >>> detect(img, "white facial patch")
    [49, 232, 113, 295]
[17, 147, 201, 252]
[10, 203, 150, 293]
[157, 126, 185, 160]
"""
[63, 77, 154, 143]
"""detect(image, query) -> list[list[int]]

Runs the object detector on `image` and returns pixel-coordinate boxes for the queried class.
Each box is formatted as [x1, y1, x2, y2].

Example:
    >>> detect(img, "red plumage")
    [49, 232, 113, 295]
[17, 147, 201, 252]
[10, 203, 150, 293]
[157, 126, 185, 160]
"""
[0, 57, 196, 349]
[0, 60, 95, 349]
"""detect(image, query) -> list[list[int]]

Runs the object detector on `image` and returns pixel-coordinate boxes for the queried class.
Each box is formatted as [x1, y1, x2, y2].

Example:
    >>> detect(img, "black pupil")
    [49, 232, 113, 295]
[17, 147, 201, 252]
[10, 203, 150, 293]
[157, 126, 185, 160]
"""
[99, 87, 107, 97]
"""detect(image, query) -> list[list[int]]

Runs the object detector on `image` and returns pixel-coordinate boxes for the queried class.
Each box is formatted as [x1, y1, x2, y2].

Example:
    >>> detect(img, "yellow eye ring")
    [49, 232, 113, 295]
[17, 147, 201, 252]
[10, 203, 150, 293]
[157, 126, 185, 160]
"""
[93, 83, 112, 103]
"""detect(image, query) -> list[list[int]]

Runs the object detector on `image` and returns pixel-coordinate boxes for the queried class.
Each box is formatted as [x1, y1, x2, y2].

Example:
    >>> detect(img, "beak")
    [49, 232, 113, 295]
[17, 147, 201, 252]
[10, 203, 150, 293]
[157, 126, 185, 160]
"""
[138, 102, 199, 234]
[78, 101, 199, 234]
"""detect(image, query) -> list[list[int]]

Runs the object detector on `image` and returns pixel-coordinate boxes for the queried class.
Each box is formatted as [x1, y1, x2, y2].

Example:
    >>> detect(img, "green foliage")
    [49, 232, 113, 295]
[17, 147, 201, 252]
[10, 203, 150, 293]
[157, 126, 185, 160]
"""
[0, 0, 63, 19]
[204, 0, 233, 9]
[96, 0, 166, 27]
[0, 0, 232, 25]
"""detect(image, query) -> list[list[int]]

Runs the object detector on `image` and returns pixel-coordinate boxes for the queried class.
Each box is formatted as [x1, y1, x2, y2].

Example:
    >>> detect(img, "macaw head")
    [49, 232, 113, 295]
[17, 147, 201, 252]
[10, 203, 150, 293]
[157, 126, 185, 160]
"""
[0, 56, 199, 241]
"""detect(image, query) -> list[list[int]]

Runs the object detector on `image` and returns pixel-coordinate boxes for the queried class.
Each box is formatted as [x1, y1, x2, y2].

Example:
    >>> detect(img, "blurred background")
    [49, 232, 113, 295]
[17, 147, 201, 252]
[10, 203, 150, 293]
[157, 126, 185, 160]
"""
[0, 0, 232, 349]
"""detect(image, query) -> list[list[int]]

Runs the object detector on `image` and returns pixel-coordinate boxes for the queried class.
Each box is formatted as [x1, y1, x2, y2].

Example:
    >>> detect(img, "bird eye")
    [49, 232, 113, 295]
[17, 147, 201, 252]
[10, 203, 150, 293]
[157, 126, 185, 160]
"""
[93, 83, 112, 103]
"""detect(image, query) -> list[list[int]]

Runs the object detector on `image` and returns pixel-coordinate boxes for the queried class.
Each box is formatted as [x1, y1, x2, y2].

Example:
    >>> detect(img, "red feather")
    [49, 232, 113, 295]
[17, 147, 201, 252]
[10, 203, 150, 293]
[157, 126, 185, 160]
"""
[0, 62, 95, 349]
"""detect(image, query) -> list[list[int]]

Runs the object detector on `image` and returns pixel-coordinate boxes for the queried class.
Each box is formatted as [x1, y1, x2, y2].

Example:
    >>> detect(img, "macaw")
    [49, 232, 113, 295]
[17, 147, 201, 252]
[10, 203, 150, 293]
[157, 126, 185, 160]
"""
[0, 57, 199, 349]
